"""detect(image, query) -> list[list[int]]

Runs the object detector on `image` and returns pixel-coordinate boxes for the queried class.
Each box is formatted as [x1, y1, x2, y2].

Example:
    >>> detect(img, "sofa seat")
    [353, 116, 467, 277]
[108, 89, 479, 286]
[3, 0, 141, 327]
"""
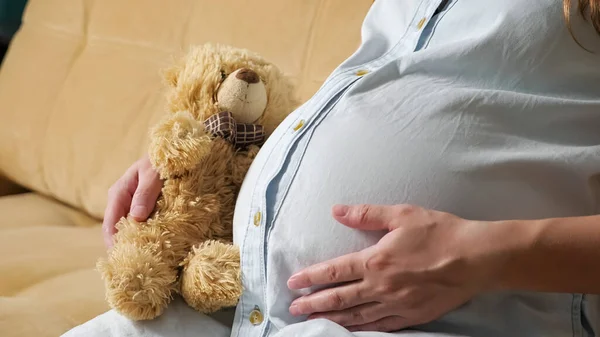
[0, 192, 107, 337]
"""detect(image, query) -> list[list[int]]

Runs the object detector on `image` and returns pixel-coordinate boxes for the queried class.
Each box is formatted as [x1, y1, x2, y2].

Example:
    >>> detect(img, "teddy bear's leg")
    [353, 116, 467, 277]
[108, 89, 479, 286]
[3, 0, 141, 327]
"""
[96, 217, 180, 320]
[179, 240, 242, 314]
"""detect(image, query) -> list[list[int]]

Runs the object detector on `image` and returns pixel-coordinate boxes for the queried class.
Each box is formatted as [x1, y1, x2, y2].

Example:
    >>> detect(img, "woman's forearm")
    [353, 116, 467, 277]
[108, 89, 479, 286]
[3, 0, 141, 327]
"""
[494, 214, 600, 294]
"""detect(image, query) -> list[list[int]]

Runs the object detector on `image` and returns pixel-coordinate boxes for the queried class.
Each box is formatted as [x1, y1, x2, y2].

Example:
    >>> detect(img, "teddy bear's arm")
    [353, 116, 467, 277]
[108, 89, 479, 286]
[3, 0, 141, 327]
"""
[148, 110, 213, 179]
[231, 144, 260, 188]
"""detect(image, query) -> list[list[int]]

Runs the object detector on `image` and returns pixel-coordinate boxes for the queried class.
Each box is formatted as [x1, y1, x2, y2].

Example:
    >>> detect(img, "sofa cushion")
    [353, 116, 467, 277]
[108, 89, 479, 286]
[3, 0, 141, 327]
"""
[0, 0, 371, 218]
[0, 193, 107, 336]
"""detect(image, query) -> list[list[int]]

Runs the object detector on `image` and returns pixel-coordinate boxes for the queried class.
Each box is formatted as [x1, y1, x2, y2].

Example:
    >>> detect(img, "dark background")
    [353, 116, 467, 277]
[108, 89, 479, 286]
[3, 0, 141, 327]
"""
[0, 0, 28, 64]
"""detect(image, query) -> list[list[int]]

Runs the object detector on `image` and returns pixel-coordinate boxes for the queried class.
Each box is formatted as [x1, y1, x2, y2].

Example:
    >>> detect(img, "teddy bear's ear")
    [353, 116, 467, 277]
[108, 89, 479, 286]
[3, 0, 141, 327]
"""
[161, 53, 184, 88]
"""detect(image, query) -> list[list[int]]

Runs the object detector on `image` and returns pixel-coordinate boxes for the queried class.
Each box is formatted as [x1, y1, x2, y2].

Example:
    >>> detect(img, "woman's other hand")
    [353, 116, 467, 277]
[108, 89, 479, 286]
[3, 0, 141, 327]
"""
[102, 156, 162, 248]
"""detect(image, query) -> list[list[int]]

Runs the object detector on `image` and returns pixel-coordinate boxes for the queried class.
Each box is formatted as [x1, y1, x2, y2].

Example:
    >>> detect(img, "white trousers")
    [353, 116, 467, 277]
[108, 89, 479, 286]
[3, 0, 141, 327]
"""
[62, 297, 463, 337]
[61, 297, 234, 337]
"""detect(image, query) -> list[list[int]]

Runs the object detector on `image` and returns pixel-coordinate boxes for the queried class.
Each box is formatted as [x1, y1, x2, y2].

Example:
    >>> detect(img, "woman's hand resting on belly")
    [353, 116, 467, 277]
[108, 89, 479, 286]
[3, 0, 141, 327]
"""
[286, 203, 600, 332]
[285, 204, 511, 332]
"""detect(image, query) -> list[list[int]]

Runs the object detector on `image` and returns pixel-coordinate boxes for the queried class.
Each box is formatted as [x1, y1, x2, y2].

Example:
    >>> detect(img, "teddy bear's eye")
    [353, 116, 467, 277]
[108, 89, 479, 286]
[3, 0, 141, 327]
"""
[220, 70, 227, 81]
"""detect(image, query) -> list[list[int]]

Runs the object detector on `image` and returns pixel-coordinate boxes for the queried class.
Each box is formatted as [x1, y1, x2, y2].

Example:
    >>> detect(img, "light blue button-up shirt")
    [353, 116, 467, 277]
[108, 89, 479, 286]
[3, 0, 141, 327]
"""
[230, 1, 600, 336]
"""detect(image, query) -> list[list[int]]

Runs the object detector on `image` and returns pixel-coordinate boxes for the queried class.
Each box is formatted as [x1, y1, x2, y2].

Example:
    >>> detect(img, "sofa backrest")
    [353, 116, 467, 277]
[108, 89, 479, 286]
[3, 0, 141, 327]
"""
[0, 0, 371, 218]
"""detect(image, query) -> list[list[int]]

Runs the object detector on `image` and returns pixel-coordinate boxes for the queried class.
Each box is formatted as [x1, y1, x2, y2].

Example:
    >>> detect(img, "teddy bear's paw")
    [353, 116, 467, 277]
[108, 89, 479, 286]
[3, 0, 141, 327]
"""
[246, 144, 260, 158]
[96, 242, 179, 320]
[149, 110, 213, 178]
[231, 145, 260, 186]
[180, 240, 242, 313]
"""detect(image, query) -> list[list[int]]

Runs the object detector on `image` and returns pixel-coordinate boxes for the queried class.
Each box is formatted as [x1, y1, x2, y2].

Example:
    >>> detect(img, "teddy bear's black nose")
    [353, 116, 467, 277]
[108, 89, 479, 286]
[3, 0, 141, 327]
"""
[236, 68, 260, 84]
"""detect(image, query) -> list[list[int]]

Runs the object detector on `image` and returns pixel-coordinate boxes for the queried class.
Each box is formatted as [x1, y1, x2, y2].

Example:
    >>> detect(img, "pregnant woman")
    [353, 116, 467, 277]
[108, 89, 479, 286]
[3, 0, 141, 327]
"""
[66, 0, 600, 336]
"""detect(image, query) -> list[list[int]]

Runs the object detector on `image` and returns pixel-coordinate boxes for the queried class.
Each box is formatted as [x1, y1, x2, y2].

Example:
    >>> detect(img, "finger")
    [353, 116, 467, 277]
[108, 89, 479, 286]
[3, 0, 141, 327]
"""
[347, 315, 411, 333]
[129, 168, 161, 221]
[332, 204, 396, 231]
[102, 216, 118, 249]
[306, 302, 386, 327]
[289, 281, 374, 316]
[102, 185, 133, 248]
[102, 166, 138, 248]
[287, 250, 369, 289]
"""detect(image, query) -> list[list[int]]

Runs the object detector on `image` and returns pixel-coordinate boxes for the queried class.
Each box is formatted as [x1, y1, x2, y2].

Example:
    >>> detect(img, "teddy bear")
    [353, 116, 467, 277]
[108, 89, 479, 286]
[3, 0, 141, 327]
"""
[96, 43, 299, 321]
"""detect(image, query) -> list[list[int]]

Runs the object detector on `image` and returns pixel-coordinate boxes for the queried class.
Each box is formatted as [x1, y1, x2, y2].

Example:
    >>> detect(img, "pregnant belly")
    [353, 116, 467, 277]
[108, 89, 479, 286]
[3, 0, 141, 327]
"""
[264, 102, 464, 327]
[262, 86, 586, 334]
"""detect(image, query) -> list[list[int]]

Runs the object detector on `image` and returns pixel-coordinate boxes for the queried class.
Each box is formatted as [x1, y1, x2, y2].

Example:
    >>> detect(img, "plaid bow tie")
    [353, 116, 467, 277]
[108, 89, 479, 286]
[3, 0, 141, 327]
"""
[203, 111, 265, 149]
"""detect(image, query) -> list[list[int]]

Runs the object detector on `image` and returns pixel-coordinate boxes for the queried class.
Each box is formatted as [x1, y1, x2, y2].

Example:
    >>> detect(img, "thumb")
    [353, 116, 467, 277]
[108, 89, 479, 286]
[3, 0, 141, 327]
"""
[130, 170, 162, 221]
[332, 204, 395, 231]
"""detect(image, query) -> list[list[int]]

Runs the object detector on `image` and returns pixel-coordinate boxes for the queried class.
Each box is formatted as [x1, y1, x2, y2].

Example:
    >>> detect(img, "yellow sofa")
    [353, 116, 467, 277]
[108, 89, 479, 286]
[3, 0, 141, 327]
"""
[0, 0, 371, 336]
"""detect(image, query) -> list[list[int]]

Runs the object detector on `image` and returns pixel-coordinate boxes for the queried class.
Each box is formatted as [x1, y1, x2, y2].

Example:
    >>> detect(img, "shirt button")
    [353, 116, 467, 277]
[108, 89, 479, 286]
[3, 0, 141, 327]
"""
[253, 211, 262, 227]
[356, 69, 369, 76]
[417, 17, 427, 29]
[249, 306, 264, 325]
[293, 119, 305, 131]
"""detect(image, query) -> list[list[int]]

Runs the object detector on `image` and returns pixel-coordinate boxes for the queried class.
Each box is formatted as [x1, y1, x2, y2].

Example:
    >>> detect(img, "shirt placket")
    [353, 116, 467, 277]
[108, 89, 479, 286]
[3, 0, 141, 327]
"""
[369, 0, 445, 65]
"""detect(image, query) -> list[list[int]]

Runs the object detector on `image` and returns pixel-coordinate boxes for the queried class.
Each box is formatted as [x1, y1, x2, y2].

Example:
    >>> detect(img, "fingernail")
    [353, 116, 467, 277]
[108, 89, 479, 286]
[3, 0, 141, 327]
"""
[287, 274, 308, 289]
[333, 205, 349, 217]
[289, 303, 300, 316]
[130, 206, 147, 219]
[287, 275, 300, 289]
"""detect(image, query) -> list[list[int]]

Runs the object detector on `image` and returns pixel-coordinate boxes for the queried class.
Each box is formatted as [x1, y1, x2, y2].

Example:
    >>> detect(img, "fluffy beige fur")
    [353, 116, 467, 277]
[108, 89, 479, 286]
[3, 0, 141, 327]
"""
[96, 43, 299, 321]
